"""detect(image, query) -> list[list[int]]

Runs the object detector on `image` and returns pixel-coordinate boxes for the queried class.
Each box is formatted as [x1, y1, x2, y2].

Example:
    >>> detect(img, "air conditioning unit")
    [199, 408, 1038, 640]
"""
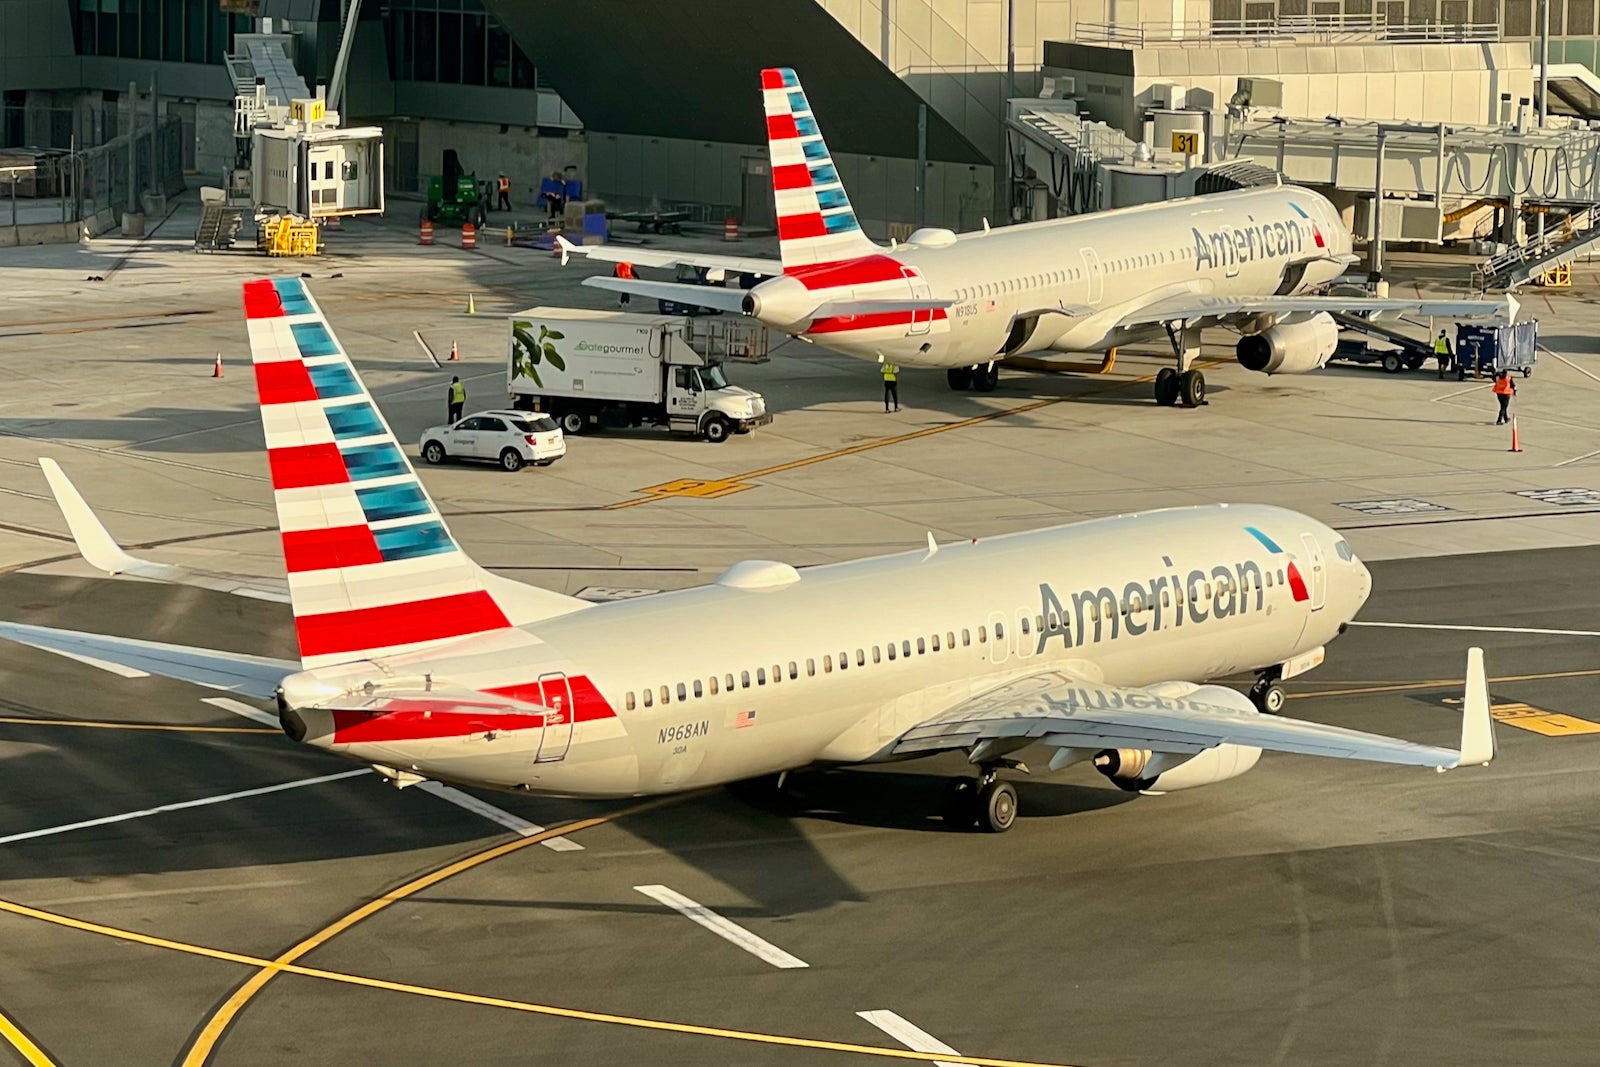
[1039, 75, 1076, 99]
[1147, 82, 1187, 109]
[1236, 77, 1284, 109]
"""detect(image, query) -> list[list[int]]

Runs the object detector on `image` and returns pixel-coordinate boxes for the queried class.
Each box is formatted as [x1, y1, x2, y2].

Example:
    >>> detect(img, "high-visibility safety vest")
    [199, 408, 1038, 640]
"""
[615, 262, 635, 280]
[1492, 375, 1515, 395]
[1434, 337, 1449, 354]
[498, 176, 510, 193]
[449, 381, 466, 404]
[882, 363, 898, 381]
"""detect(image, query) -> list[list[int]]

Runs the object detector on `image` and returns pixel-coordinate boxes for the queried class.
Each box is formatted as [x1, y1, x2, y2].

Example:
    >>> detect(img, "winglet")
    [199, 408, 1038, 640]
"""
[554, 234, 578, 266]
[1457, 646, 1496, 767]
[1503, 293, 1520, 323]
[39, 458, 180, 580]
[923, 532, 938, 561]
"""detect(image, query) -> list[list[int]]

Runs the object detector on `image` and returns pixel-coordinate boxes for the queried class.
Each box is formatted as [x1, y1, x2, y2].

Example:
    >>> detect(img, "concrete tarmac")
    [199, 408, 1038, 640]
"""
[1, 194, 1598, 1066]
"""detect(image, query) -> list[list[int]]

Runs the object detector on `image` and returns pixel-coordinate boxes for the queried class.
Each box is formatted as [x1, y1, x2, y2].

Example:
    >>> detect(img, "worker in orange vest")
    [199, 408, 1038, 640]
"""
[614, 261, 635, 306]
[1492, 369, 1516, 425]
[496, 173, 511, 211]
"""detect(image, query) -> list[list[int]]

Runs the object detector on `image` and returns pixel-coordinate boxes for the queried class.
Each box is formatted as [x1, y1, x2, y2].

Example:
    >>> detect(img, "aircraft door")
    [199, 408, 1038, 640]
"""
[536, 672, 573, 762]
[1299, 534, 1327, 611]
[903, 267, 932, 335]
[307, 146, 340, 215]
[1080, 248, 1104, 305]
[987, 610, 1011, 665]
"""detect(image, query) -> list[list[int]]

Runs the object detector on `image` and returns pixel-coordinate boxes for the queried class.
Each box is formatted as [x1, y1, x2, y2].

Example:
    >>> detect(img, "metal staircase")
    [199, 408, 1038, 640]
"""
[194, 196, 245, 251]
[1478, 204, 1600, 290]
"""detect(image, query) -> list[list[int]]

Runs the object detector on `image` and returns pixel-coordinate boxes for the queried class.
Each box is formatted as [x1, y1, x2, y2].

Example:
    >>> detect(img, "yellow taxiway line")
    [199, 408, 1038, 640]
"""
[0, 1006, 57, 1067]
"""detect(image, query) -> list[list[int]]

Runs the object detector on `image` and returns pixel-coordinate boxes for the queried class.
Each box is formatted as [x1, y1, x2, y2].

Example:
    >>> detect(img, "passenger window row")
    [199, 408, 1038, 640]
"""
[618, 568, 1289, 713]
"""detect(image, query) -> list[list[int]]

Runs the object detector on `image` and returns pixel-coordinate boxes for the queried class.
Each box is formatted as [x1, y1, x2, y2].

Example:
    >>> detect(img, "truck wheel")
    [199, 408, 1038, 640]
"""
[1522, 367, 1531, 377]
[1382, 353, 1403, 373]
[499, 448, 525, 472]
[560, 411, 585, 435]
[422, 440, 446, 464]
[703, 414, 731, 443]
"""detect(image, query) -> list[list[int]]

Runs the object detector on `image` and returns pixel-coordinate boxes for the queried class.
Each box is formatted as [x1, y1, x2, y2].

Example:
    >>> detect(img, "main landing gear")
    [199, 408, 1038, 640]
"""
[942, 760, 1024, 833]
[946, 363, 999, 393]
[1248, 670, 1286, 714]
[1157, 320, 1206, 408]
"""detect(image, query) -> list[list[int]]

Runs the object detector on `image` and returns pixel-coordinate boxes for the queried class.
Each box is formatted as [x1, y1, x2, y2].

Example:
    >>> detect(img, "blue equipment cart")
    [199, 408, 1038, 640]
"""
[1455, 321, 1537, 380]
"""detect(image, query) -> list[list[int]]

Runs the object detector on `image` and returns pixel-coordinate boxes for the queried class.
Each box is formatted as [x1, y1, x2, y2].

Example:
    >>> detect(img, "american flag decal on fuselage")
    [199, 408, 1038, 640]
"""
[243, 277, 511, 668]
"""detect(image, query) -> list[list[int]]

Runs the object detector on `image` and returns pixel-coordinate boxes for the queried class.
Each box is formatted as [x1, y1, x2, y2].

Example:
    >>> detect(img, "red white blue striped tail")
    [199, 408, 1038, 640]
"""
[242, 277, 516, 669]
[761, 67, 880, 269]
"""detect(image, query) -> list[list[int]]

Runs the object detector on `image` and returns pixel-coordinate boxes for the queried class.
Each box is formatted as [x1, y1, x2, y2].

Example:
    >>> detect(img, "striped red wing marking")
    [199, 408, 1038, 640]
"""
[266, 442, 348, 490]
[485, 675, 617, 722]
[295, 590, 510, 660]
[254, 360, 318, 406]
[766, 113, 799, 140]
[331, 709, 543, 744]
[807, 308, 948, 335]
[242, 279, 284, 319]
[777, 212, 827, 241]
[786, 255, 909, 290]
[281, 525, 382, 573]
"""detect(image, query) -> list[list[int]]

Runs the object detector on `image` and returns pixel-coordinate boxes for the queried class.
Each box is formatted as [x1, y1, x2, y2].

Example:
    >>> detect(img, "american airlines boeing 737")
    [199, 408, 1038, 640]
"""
[562, 67, 1513, 408]
[0, 278, 1496, 832]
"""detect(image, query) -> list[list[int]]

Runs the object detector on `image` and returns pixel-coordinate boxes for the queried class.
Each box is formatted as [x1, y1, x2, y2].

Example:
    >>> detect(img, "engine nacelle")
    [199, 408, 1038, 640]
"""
[1236, 312, 1338, 375]
[1091, 684, 1263, 793]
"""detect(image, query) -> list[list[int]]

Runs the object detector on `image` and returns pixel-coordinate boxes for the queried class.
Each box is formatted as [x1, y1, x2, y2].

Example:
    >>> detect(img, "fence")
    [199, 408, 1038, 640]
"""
[2, 116, 185, 242]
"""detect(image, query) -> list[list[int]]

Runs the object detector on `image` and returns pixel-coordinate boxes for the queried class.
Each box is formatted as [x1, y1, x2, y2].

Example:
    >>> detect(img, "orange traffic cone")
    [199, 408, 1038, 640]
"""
[1509, 415, 1522, 452]
[448, 340, 460, 362]
[211, 353, 223, 378]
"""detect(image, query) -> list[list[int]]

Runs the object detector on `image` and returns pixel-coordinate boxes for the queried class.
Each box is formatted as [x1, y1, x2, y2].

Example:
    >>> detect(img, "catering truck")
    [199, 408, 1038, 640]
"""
[507, 307, 771, 443]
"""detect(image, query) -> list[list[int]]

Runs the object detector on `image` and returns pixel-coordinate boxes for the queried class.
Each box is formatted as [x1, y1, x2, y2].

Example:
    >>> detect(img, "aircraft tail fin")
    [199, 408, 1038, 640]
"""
[241, 277, 588, 669]
[760, 67, 880, 269]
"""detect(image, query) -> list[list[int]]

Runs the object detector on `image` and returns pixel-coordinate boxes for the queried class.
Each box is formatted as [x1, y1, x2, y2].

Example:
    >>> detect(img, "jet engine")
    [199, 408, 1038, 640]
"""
[1235, 312, 1338, 375]
[1091, 684, 1263, 793]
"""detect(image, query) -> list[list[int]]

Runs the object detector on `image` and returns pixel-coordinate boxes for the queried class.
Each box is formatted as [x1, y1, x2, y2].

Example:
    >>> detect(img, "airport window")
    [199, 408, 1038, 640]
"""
[962, 629, 971, 646]
[76, 0, 248, 63]
[642, 689, 653, 708]
[741, 670, 751, 688]
[692, 680, 702, 698]
[757, 668, 767, 685]
[386, 1, 540, 89]
[806, 658, 815, 677]
[625, 691, 636, 711]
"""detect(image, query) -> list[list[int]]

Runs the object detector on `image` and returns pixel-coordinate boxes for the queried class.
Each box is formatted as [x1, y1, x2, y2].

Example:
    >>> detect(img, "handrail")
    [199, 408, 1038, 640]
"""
[1074, 16, 1499, 45]
[1478, 203, 1600, 282]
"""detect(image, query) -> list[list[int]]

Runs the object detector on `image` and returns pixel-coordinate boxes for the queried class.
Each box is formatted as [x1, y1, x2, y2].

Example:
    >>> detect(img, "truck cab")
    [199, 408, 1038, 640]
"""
[664, 354, 766, 441]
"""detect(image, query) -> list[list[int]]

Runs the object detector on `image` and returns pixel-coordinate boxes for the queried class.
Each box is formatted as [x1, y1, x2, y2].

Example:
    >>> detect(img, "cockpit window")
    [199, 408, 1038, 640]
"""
[1334, 539, 1354, 561]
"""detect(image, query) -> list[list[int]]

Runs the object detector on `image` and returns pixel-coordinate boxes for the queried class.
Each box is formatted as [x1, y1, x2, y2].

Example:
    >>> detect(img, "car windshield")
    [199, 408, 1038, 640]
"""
[699, 364, 728, 389]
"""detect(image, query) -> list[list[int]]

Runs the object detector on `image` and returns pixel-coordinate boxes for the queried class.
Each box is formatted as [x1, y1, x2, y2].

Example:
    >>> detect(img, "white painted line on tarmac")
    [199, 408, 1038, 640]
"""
[856, 1010, 962, 1067]
[0, 769, 369, 845]
[50, 648, 150, 679]
[633, 884, 809, 969]
[416, 781, 584, 851]
[201, 696, 279, 727]
[1351, 621, 1600, 638]
[1555, 447, 1600, 467]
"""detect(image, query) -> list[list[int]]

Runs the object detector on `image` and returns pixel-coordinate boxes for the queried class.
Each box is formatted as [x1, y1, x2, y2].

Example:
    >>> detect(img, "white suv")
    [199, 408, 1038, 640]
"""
[419, 409, 566, 472]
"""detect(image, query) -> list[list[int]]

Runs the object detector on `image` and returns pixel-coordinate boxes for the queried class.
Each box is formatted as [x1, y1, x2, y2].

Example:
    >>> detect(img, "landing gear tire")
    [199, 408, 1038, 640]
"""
[1250, 679, 1286, 714]
[972, 363, 999, 392]
[1154, 367, 1180, 406]
[1179, 368, 1206, 408]
[559, 411, 586, 435]
[941, 779, 977, 829]
[499, 448, 525, 472]
[947, 367, 973, 391]
[977, 780, 1018, 833]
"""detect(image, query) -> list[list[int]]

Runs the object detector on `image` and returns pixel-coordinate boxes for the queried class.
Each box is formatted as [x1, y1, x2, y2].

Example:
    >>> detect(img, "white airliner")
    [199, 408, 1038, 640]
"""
[562, 67, 1513, 408]
[0, 279, 1494, 832]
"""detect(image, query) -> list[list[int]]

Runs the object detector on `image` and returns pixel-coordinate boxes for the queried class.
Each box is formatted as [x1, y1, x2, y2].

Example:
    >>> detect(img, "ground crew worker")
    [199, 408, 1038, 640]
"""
[497, 173, 511, 211]
[448, 376, 466, 423]
[882, 361, 899, 412]
[1492, 369, 1516, 425]
[614, 261, 634, 306]
[1434, 329, 1453, 378]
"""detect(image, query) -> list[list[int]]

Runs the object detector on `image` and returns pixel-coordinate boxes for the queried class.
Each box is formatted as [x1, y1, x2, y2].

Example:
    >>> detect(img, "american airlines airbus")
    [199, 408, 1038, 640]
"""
[563, 67, 1513, 408]
[0, 278, 1494, 832]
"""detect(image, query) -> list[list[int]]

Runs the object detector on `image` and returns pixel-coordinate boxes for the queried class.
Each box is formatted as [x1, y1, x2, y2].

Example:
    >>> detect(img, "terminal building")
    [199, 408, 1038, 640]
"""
[4, 0, 1600, 244]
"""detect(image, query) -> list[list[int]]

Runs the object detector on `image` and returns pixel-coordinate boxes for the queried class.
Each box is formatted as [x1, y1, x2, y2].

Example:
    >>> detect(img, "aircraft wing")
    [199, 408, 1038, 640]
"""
[557, 236, 782, 278]
[0, 621, 297, 699]
[1114, 292, 1518, 330]
[890, 652, 1494, 771]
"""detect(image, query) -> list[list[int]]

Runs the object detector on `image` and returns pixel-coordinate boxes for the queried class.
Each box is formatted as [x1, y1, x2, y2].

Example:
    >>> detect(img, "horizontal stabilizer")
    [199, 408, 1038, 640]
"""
[0, 621, 296, 699]
[555, 235, 781, 278]
[581, 276, 751, 313]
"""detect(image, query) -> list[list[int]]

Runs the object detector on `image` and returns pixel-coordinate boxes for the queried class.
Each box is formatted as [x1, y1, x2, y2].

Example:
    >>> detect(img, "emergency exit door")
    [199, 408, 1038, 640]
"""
[1080, 247, 1104, 305]
[536, 672, 573, 762]
[903, 267, 932, 335]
